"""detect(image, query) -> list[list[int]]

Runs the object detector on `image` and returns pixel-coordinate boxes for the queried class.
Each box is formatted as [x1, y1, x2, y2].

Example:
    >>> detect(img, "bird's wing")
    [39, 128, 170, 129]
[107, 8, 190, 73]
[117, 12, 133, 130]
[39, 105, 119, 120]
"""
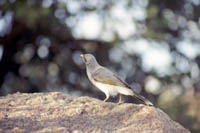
[91, 67, 131, 88]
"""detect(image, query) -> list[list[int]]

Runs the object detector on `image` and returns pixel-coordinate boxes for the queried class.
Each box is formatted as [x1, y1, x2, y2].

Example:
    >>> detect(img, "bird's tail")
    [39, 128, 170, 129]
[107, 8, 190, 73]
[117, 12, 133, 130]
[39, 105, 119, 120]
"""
[132, 93, 153, 106]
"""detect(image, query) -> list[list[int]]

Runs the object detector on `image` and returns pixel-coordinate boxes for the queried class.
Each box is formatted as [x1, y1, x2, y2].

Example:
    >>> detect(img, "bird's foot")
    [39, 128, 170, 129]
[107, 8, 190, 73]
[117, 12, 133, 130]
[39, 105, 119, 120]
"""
[117, 101, 124, 105]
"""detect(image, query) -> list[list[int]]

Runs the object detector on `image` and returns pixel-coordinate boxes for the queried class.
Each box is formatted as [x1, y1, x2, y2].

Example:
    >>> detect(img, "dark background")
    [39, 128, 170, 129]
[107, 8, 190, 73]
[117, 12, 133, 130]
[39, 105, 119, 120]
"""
[0, 0, 200, 132]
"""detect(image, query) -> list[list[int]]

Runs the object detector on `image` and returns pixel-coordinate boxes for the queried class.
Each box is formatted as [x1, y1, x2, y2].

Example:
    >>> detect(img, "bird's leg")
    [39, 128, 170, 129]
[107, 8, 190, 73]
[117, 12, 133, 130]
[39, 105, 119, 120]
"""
[118, 93, 123, 104]
[103, 95, 110, 102]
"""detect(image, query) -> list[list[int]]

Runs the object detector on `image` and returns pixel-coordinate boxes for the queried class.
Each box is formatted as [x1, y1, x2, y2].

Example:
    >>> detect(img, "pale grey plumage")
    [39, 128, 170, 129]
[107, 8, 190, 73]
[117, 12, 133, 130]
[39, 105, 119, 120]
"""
[81, 53, 153, 106]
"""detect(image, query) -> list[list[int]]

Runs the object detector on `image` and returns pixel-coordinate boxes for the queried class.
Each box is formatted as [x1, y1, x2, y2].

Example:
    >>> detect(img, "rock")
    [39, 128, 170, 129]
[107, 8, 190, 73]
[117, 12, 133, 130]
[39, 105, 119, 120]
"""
[0, 92, 190, 133]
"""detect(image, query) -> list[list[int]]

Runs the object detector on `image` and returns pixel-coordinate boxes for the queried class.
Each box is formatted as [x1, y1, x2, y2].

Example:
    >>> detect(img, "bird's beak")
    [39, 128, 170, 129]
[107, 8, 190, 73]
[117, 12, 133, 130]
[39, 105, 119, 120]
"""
[80, 54, 86, 62]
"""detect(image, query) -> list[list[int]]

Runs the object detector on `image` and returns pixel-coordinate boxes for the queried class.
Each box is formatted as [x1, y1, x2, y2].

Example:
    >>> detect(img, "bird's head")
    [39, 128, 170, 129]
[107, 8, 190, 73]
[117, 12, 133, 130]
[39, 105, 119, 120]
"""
[80, 54, 97, 65]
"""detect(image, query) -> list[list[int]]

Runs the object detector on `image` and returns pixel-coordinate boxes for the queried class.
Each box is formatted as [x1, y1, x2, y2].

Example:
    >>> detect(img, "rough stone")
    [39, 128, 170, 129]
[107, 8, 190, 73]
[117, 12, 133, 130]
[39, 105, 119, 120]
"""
[0, 92, 190, 133]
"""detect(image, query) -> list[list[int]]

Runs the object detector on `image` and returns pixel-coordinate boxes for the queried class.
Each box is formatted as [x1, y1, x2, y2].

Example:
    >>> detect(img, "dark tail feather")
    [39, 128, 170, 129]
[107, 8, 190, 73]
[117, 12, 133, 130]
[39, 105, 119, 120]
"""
[132, 93, 153, 106]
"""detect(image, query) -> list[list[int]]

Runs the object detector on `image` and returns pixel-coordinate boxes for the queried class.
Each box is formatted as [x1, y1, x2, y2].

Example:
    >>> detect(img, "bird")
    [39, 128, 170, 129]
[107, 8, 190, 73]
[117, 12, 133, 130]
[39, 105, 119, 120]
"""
[80, 53, 153, 106]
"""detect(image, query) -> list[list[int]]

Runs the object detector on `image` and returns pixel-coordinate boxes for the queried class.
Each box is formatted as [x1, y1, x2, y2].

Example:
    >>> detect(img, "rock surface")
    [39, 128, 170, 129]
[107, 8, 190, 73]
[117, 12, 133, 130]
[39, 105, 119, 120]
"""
[0, 92, 190, 133]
